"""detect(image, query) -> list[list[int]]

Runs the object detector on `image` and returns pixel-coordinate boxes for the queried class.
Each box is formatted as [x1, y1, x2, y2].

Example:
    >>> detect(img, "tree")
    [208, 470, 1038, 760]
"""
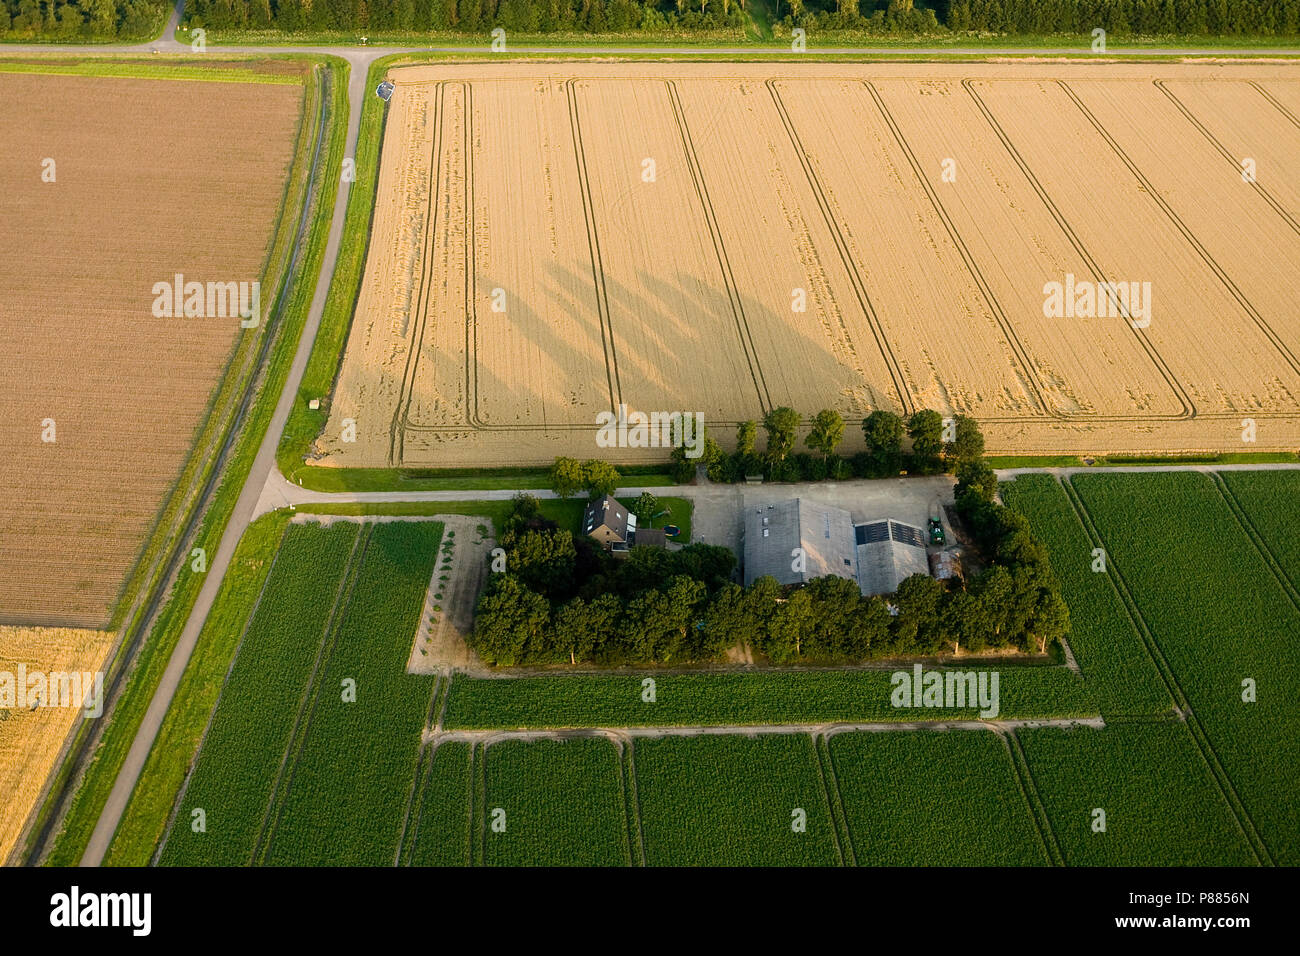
[945, 414, 985, 469]
[861, 409, 904, 476]
[582, 459, 620, 500]
[806, 408, 846, 459]
[700, 583, 752, 658]
[764, 587, 815, 662]
[552, 593, 622, 664]
[471, 575, 550, 666]
[549, 456, 585, 498]
[633, 491, 659, 526]
[736, 420, 758, 457]
[906, 409, 945, 474]
[762, 406, 801, 462]
[508, 529, 577, 600]
[955, 459, 998, 504]
[890, 573, 945, 653]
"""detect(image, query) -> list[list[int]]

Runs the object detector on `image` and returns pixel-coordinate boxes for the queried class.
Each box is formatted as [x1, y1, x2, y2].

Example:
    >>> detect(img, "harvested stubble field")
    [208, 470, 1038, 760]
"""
[0, 67, 304, 628]
[319, 60, 1300, 471]
[0, 625, 114, 862]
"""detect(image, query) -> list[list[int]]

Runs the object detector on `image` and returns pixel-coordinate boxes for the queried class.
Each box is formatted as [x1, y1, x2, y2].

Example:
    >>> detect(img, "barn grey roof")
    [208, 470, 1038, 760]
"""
[855, 519, 930, 596]
[743, 499, 858, 587]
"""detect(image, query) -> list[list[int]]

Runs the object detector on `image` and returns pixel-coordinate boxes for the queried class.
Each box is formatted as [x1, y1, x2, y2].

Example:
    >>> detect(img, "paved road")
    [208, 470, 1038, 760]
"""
[78, 40, 373, 868]
[16, 11, 1294, 864]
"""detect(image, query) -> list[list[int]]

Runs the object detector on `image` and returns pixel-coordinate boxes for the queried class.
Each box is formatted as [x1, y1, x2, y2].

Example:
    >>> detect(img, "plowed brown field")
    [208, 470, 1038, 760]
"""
[321, 62, 1300, 469]
[0, 70, 302, 627]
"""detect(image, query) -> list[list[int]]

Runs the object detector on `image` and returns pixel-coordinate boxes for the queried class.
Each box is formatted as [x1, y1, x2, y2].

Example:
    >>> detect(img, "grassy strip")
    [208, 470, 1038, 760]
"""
[198, 28, 1300, 50]
[1019, 723, 1256, 866]
[263, 521, 442, 865]
[156, 524, 360, 866]
[407, 742, 473, 866]
[443, 666, 1096, 730]
[41, 56, 348, 866]
[0, 61, 304, 84]
[1072, 472, 1300, 865]
[635, 734, 838, 865]
[482, 737, 628, 866]
[830, 729, 1045, 865]
[102, 513, 288, 866]
[1000, 475, 1170, 718]
[277, 53, 390, 486]
[292, 499, 588, 534]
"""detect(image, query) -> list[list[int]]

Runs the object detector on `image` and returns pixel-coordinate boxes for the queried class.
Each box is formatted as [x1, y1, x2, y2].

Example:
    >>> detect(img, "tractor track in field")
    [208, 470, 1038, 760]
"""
[1059, 474, 1274, 866]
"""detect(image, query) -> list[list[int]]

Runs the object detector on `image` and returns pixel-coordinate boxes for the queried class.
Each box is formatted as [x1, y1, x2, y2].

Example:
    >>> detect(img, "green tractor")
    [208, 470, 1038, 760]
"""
[928, 501, 946, 547]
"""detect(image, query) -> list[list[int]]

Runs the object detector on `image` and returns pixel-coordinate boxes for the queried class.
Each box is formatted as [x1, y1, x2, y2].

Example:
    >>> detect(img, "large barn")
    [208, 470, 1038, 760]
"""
[743, 499, 931, 597]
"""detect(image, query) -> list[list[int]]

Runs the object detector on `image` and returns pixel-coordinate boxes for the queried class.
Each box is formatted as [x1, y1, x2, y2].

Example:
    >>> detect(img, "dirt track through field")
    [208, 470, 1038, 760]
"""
[320, 61, 1300, 469]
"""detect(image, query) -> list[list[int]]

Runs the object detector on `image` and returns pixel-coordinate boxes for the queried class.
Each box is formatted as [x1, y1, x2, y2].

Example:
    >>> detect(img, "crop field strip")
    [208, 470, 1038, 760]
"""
[322, 63, 1300, 470]
[157, 522, 360, 866]
[157, 520, 443, 866]
[0, 67, 306, 627]
[1017, 722, 1257, 866]
[1000, 475, 1171, 718]
[1069, 472, 1300, 865]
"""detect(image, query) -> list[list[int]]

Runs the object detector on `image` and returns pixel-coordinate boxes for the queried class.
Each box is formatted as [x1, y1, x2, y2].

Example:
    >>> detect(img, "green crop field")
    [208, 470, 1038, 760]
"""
[1071, 472, 1300, 865]
[441, 666, 1095, 730]
[1001, 475, 1171, 718]
[264, 521, 442, 866]
[634, 734, 841, 866]
[405, 741, 473, 867]
[159, 520, 442, 866]
[830, 730, 1046, 866]
[1018, 722, 1256, 866]
[481, 737, 630, 866]
[1219, 471, 1300, 589]
[160, 523, 359, 866]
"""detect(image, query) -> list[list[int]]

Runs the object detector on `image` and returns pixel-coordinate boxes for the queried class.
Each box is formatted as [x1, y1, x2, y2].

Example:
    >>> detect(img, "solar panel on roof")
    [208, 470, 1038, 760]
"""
[855, 521, 889, 546]
[889, 521, 927, 548]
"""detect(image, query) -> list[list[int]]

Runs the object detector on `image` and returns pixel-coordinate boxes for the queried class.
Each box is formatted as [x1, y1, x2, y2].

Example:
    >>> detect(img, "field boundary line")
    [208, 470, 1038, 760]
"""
[389, 82, 446, 465]
[1249, 80, 1300, 130]
[565, 78, 622, 412]
[149, 522, 290, 866]
[1208, 473, 1300, 610]
[812, 734, 854, 866]
[764, 78, 913, 417]
[665, 79, 772, 412]
[1004, 729, 1064, 866]
[864, 80, 1052, 419]
[1154, 79, 1300, 236]
[621, 738, 647, 866]
[251, 523, 370, 865]
[1062, 474, 1272, 865]
[43, 62, 334, 868]
[1058, 80, 1300, 382]
[960, 78, 1196, 421]
[395, 674, 443, 865]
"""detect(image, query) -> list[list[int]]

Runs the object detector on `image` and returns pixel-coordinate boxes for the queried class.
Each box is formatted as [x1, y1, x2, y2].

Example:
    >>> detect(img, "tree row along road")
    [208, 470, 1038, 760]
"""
[12, 12, 1298, 865]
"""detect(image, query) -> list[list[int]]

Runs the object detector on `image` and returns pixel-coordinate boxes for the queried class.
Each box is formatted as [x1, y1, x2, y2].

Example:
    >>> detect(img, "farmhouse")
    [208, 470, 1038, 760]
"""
[743, 500, 932, 596]
[583, 495, 636, 551]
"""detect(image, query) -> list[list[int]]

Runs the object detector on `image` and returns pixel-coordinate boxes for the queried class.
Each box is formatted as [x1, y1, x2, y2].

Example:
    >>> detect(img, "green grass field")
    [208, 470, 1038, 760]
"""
[830, 730, 1046, 866]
